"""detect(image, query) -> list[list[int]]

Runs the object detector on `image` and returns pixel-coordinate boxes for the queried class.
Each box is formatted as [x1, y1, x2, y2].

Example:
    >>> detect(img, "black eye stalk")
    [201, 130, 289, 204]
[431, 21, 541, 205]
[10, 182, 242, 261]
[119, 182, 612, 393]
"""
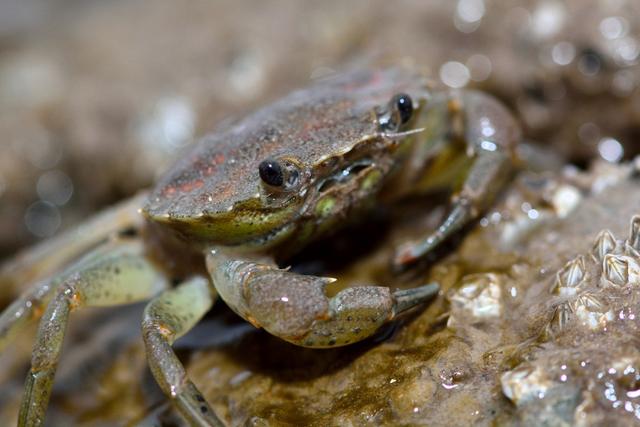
[258, 158, 301, 191]
[393, 94, 413, 124]
[378, 93, 414, 132]
[259, 159, 284, 187]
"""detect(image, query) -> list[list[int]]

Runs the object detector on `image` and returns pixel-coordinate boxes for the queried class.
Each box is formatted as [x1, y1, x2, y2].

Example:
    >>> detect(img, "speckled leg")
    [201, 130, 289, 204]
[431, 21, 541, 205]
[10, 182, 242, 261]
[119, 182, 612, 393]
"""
[0, 193, 146, 298]
[206, 249, 439, 348]
[141, 277, 222, 427]
[0, 279, 56, 354]
[393, 91, 519, 269]
[0, 241, 134, 353]
[17, 240, 168, 427]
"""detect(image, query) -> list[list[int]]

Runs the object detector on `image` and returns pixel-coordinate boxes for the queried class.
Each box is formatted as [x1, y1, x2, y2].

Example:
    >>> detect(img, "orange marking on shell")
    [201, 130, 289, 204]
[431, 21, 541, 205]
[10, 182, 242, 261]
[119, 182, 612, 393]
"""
[203, 153, 225, 176]
[163, 187, 177, 196]
[178, 179, 204, 193]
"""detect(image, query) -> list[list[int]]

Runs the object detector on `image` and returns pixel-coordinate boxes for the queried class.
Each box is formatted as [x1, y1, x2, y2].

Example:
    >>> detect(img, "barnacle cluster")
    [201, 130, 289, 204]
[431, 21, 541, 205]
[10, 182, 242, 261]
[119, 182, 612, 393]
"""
[545, 217, 640, 335]
[498, 214, 640, 425]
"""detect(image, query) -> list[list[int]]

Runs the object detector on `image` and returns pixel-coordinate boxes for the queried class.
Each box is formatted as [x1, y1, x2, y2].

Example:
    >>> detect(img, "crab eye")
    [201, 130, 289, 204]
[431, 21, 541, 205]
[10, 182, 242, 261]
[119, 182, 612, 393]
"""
[393, 93, 413, 124]
[378, 93, 414, 131]
[259, 158, 302, 191]
[259, 159, 284, 187]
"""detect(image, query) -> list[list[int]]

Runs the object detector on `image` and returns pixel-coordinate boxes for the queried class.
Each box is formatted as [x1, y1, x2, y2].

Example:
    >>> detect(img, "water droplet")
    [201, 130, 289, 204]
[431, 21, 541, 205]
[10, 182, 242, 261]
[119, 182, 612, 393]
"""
[439, 61, 470, 88]
[531, 1, 566, 39]
[227, 49, 265, 99]
[598, 137, 624, 163]
[490, 212, 502, 224]
[599, 16, 628, 40]
[22, 130, 62, 170]
[551, 41, 576, 65]
[578, 50, 602, 76]
[36, 170, 73, 206]
[480, 117, 496, 137]
[480, 140, 497, 152]
[25, 201, 60, 238]
[456, 0, 485, 23]
[627, 389, 640, 398]
[578, 122, 600, 145]
[466, 54, 492, 81]
[612, 70, 636, 96]
[441, 382, 459, 390]
[138, 96, 195, 154]
[614, 37, 639, 63]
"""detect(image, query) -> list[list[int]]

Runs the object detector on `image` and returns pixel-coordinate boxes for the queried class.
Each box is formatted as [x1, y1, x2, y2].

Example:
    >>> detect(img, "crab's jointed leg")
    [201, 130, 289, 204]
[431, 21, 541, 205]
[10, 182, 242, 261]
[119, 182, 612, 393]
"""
[0, 192, 146, 298]
[206, 249, 439, 348]
[17, 239, 168, 427]
[0, 240, 138, 352]
[0, 279, 55, 353]
[393, 91, 519, 269]
[142, 276, 223, 427]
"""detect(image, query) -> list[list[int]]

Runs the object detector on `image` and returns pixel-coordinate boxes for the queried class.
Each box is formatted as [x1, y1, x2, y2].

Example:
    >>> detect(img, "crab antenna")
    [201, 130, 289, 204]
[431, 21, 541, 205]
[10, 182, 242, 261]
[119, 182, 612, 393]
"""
[383, 127, 426, 141]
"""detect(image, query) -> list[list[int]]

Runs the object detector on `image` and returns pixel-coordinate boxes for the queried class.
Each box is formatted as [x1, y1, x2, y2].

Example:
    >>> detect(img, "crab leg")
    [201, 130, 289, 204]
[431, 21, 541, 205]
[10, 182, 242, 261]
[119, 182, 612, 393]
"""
[142, 277, 222, 427]
[0, 192, 146, 298]
[0, 279, 55, 353]
[393, 91, 519, 269]
[18, 239, 168, 427]
[0, 240, 134, 352]
[206, 249, 439, 347]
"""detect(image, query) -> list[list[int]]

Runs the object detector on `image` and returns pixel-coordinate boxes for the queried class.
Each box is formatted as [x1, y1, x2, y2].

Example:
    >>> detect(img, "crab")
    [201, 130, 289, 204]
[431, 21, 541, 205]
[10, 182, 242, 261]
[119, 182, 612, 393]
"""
[0, 67, 519, 426]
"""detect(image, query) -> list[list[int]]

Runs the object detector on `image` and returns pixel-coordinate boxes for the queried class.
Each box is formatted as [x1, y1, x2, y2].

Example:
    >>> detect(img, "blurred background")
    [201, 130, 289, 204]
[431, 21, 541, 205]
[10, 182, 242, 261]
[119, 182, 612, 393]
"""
[1, 0, 639, 260]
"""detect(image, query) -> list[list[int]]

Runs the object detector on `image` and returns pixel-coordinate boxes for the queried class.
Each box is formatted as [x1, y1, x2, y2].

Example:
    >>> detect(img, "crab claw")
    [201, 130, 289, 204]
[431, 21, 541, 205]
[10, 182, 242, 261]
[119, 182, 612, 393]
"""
[206, 249, 439, 347]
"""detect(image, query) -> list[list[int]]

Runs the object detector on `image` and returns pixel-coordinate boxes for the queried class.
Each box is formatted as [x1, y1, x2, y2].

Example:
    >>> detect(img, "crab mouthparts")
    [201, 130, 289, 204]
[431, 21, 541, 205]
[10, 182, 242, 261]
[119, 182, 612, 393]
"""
[317, 159, 374, 193]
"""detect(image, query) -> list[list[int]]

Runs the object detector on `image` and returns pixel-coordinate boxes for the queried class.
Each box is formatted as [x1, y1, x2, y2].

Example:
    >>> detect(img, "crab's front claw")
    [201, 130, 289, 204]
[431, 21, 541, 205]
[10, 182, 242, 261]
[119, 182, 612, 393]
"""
[243, 266, 335, 340]
[392, 91, 519, 270]
[298, 283, 439, 347]
[206, 249, 439, 347]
